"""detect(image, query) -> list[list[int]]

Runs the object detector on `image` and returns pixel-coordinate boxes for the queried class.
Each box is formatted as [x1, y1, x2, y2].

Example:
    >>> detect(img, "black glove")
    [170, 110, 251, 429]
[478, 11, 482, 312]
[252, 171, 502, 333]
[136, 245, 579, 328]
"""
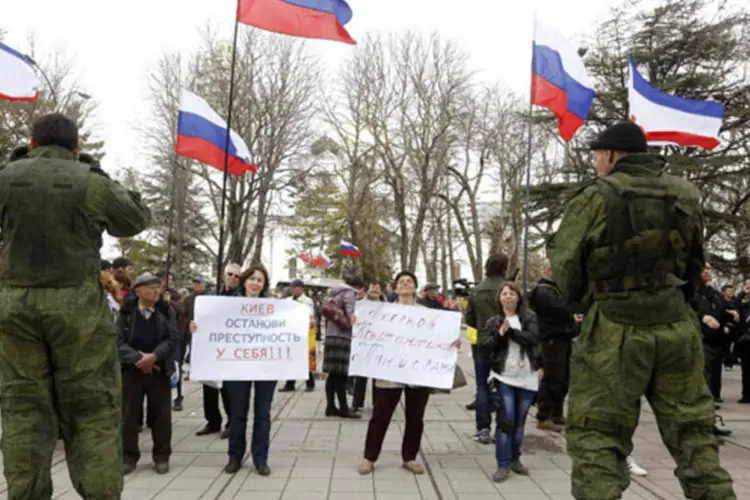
[8, 145, 29, 162]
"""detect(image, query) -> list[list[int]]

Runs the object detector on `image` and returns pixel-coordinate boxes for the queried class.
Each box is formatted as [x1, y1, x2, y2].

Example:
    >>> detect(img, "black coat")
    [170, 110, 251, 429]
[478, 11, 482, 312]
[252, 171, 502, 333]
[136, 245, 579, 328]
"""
[478, 310, 541, 375]
[117, 293, 180, 377]
[692, 285, 734, 348]
[528, 278, 580, 341]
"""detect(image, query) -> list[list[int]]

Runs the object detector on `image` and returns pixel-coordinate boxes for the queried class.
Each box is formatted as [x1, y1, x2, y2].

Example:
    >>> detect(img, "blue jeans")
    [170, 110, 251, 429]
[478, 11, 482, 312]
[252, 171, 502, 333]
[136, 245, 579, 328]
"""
[473, 348, 492, 431]
[225, 380, 277, 466]
[493, 382, 536, 468]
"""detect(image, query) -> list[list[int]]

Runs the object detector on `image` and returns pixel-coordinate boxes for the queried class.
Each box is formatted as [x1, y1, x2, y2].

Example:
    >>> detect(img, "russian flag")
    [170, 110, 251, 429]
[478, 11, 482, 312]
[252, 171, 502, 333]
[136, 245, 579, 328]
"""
[531, 20, 595, 141]
[340, 240, 361, 257]
[0, 41, 40, 101]
[237, 0, 356, 45]
[628, 58, 725, 150]
[176, 90, 257, 175]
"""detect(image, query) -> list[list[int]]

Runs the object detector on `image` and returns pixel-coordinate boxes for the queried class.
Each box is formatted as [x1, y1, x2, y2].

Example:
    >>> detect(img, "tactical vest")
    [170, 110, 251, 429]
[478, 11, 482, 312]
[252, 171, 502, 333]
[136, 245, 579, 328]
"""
[0, 160, 102, 287]
[585, 172, 696, 325]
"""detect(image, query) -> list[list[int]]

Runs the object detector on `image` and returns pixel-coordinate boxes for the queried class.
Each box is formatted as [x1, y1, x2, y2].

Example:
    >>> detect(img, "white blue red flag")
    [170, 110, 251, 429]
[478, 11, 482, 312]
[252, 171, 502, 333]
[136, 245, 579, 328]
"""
[340, 240, 361, 257]
[628, 57, 725, 150]
[531, 20, 595, 141]
[0, 41, 40, 101]
[176, 90, 256, 175]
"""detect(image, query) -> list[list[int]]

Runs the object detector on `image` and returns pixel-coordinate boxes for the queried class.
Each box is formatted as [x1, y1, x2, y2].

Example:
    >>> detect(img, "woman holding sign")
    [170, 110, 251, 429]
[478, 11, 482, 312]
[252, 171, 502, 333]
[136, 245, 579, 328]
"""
[193, 264, 278, 476]
[358, 271, 458, 476]
[478, 282, 541, 484]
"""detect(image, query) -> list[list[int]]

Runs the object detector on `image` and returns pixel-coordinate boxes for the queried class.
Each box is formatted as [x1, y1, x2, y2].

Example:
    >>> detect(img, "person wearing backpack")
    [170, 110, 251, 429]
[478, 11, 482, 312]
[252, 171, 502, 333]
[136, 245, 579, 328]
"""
[547, 122, 735, 499]
[322, 276, 366, 419]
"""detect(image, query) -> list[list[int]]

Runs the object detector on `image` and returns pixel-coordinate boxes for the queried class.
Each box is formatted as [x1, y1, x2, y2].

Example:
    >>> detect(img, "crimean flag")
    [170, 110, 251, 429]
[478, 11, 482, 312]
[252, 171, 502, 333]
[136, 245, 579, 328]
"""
[531, 20, 595, 141]
[0, 41, 40, 101]
[237, 0, 356, 45]
[628, 57, 725, 150]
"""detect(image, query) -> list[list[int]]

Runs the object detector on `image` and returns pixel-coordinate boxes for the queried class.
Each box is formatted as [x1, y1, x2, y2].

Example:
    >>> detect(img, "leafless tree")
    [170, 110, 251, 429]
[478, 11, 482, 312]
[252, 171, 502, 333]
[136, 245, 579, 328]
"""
[363, 32, 472, 271]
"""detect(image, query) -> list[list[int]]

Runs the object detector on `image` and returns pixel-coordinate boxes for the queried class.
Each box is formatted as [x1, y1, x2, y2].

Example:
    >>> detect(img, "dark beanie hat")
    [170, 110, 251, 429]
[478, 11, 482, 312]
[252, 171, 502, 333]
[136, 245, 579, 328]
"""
[590, 122, 648, 154]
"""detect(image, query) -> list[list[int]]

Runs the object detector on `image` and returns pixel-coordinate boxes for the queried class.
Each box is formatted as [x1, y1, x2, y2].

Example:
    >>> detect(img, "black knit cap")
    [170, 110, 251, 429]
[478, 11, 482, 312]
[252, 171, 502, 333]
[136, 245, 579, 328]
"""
[590, 122, 648, 153]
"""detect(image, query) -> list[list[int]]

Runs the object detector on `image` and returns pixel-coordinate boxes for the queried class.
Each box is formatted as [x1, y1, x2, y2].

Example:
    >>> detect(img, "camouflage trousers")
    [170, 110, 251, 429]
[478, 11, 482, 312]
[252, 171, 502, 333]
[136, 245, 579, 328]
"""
[0, 280, 123, 500]
[566, 303, 736, 500]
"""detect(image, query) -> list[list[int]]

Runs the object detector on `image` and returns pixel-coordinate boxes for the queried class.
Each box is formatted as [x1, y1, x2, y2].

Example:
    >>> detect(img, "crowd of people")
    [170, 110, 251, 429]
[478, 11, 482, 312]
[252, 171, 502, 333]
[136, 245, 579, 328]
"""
[0, 113, 745, 499]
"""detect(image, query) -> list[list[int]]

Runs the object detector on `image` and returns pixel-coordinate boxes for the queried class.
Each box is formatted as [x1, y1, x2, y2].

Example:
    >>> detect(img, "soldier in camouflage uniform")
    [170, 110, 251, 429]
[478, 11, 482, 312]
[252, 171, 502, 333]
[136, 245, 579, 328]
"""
[0, 113, 151, 499]
[547, 122, 735, 500]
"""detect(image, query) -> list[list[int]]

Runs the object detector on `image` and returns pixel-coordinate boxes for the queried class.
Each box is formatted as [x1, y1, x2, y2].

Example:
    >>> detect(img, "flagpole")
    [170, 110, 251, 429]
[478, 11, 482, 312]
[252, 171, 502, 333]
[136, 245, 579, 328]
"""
[522, 14, 536, 293]
[215, 2, 241, 290]
[164, 157, 180, 283]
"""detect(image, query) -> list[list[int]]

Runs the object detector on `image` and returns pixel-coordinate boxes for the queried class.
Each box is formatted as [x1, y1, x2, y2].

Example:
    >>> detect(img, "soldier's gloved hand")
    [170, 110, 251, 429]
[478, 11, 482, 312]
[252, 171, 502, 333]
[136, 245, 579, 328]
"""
[8, 145, 29, 162]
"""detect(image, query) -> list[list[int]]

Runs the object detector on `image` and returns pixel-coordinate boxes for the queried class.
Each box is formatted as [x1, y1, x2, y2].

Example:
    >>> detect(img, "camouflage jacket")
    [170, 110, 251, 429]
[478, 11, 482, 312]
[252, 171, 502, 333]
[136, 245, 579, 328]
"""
[547, 154, 705, 325]
[0, 145, 151, 287]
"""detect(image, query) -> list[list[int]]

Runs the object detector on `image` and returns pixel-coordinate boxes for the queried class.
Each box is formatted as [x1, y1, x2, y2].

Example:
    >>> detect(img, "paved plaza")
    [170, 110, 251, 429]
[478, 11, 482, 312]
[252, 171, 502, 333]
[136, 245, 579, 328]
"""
[2, 348, 748, 500]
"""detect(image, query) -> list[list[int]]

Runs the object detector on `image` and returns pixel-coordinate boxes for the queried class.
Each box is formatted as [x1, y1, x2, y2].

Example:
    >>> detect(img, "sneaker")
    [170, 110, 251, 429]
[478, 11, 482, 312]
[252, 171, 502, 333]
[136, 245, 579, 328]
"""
[465, 400, 477, 411]
[738, 398, 750, 404]
[402, 460, 425, 475]
[510, 459, 529, 476]
[278, 385, 296, 393]
[492, 467, 510, 483]
[537, 419, 563, 433]
[256, 464, 271, 476]
[154, 462, 170, 475]
[123, 462, 137, 475]
[473, 428, 492, 445]
[626, 456, 648, 477]
[358, 459, 374, 475]
[220, 429, 230, 440]
[173, 400, 183, 412]
[713, 426, 731, 437]
[195, 425, 220, 437]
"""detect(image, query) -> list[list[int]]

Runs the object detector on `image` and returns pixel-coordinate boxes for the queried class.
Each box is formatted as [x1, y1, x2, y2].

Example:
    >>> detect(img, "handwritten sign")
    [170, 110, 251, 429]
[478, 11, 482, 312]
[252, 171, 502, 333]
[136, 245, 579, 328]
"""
[191, 296, 309, 381]
[349, 301, 461, 389]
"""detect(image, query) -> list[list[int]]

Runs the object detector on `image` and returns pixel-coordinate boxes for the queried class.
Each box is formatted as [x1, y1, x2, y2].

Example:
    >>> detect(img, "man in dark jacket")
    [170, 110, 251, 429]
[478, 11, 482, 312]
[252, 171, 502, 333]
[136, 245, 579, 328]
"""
[196, 263, 241, 438]
[693, 264, 735, 439]
[118, 273, 180, 475]
[529, 262, 582, 432]
[465, 254, 508, 444]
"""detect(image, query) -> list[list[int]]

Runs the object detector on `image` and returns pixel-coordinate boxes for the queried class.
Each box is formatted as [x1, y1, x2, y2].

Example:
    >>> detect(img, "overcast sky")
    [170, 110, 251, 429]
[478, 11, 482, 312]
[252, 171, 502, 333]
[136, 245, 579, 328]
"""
[3, 0, 621, 280]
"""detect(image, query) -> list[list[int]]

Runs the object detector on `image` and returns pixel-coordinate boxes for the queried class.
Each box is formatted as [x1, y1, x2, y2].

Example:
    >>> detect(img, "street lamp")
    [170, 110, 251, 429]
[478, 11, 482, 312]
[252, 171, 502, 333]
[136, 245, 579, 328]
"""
[23, 53, 91, 107]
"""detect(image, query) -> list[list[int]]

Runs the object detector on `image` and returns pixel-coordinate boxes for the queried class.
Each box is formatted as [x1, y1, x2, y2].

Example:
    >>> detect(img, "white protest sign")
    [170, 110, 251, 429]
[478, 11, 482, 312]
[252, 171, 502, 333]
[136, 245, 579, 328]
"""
[349, 301, 461, 389]
[191, 296, 309, 381]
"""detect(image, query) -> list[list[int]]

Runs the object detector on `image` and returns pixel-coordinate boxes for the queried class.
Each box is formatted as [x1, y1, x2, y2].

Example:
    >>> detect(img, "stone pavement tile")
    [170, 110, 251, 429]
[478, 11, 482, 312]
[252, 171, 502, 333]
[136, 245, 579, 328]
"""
[330, 478, 373, 492]
[329, 493, 375, 500]
[290, 466, 332, 478]
[239, 476, 289, 491]
[153, 491, 204, 500]
[122, 489, 161, 500]
[494, 477, 547, 497]
[447, 478, 498, 494]
[534, 478, 573, 495]
[224, 493, 281, 500]
[123, 474, 173, 490]
[377, 495, 427, 500]
[284, 477, 330, 493]
[190, 452, 231, 467]
[166, 476, 218, 491]
[373, 476, 420, 493]
[280, 492, 327, 500]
